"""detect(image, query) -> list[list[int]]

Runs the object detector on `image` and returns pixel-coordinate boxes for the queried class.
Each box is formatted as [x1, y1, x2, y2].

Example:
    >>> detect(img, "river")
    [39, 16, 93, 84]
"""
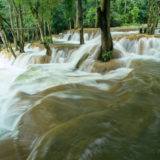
[0, 30, 160, 160]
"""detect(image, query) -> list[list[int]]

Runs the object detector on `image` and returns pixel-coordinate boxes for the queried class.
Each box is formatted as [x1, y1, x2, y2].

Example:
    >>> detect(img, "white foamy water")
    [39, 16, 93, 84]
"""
[0, 30, 160, 136]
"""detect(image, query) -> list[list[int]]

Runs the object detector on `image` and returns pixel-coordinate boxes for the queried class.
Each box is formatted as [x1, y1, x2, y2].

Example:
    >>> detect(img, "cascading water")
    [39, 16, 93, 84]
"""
[0, 30, 160, 160]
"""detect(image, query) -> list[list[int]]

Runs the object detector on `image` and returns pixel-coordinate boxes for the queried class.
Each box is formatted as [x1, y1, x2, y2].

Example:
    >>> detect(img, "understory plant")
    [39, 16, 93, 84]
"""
[101, 51, 113, 62]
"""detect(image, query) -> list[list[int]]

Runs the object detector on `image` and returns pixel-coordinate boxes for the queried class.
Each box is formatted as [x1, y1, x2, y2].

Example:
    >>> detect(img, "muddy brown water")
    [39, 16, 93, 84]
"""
[0, 60, 160, 160]
[1, 31, 160, 160]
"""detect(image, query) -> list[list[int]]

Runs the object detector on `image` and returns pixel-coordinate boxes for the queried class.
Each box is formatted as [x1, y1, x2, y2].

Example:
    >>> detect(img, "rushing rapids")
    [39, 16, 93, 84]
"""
[0, 29, 160, 160]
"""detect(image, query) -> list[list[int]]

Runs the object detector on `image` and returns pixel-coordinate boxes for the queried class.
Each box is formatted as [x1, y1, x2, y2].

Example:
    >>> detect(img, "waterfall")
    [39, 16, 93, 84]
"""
[1, 29, 160, 160]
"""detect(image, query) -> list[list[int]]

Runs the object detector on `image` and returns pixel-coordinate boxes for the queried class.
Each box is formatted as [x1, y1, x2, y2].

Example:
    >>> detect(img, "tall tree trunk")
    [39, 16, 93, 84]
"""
[12, 0, 20, 49]
[147, 0, 154, 34]
[38, 15, 51, 55]
[0, 31, 9, 52]
[68, 19, 72, 30]
[0, 28, 16, 59]
[18, 4, 25, 53]
[44, 20, 47, 37]
[75, 1, 79, 29]
[124, 0, 127, 23]
[31, 31, 34, 41]
[27, 29, 30, 42]
[77, 0, 84, 45]
[29, 4, 51, 56]
[7, 0, 18, 50]
[47, 21, 52, 38]
[95, 0, 99, 27]
[98, 0, 113, 60]
[37, 15, 45, 42]
[35, 28, 38, 41]
[151, 0, 160, 34]
[36, 28, 39, 41]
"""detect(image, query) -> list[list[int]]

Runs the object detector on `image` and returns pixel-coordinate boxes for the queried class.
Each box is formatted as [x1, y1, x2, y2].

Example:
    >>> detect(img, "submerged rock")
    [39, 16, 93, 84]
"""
[89, 60, 124, 74]
[31, 55, 51, 64]
[75, 53, 90, 69]
[0, 139, 18, 160]
[112, 49, 122, 59]
[113, 34, 160, 41]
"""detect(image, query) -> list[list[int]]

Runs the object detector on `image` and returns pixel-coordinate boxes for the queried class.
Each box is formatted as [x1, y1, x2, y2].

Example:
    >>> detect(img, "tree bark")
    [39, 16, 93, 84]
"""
[47, 21, 52, 38]
[68, 19, 72, 30]
[75, 1, 79, 29]
[147, 0, 160, 34]
[0, 28, 16, 59]
[147, 0, 154, 34]
[44, 42, 52, 56]
[77, 0, 84, 45]
[0, 31, 9, 52]
[44, 20, 47, 37]
[7, 0, 18, 50]
[95, 0, 99, 27]
[124, 0, 127, 23]
[29, 2, 51, 56]
[98, 0, 113, 59]
[36, 28, 39, 41]
[18, 4, 25, 53]
[27, 29, 30, 42]
[151, 0, 160, 34]
[31, 31, 34, 41]
[12, 0, 20, 49]
[38, 15, 45, 42]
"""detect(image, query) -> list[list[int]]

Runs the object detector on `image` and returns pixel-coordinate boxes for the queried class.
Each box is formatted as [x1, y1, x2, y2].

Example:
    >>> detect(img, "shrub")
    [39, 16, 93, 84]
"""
[101, 51, 113, 62]
[43, 36, 53, 44]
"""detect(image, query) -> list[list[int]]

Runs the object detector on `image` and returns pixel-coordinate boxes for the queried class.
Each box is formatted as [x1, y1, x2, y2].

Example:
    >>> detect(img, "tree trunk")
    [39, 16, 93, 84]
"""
[68, 19, 72, 30]
[37, 15, 51, 55]
[18, 4, 25, 53]
[29, 4, 51, 56]
[0, 31, 9, 52]
[95, 0, 99, 27]
[75, 1, 79, 29]
[27, 30, 30, 42]
[77, 0, 84, 45]
[151, 0, 160, 34]
[47, 22, 52, 38]
[0, 29, 16, 59]
[124, 0, 127, 23]
[37, 15, 45, 42]
[31, 31, 34, 41]
[7, 0, 18, 51]
[44, 20, 47, 37]
[44, 42, 52, 56]
[147, 0, 154, 34]
[12, 0, 20, 49]
[98, 0, 113, 61]
[36, 28, 39, 41]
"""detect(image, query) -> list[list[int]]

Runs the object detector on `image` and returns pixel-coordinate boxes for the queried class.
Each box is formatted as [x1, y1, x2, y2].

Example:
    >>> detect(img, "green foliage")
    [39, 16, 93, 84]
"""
[130, 5, 139, 23]
[43, 36, 53, 43]
[51, 3, 68, 33]
[83, 0, 97, 27]
[102, 51, 113, 62]
[110, 11, 123, 27]
[110, 0, 147, 26]
[0, 0, 151, 42]
[84, 6, 96, 27]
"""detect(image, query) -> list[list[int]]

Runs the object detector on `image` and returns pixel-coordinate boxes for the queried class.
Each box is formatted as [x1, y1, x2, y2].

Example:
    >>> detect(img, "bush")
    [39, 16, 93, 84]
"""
[43, 36, 53, 44]
[101, 51, 113, 62]
[110, 12, 124, 27]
